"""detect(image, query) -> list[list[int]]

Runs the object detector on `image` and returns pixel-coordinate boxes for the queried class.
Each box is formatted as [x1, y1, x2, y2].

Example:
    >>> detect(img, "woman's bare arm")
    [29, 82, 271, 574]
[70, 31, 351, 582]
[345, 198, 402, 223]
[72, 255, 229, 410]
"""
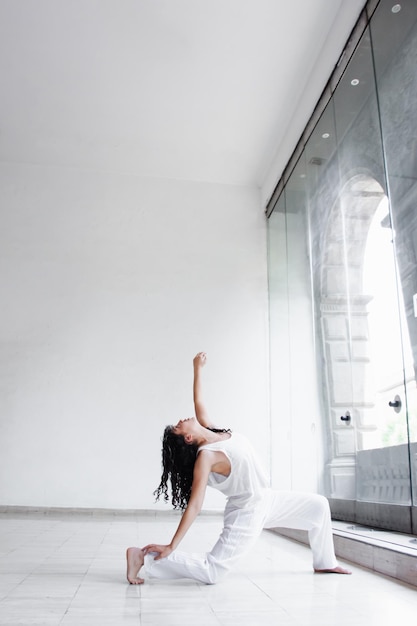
[142, 451, 213, 559]
[193, 352, 213, 428]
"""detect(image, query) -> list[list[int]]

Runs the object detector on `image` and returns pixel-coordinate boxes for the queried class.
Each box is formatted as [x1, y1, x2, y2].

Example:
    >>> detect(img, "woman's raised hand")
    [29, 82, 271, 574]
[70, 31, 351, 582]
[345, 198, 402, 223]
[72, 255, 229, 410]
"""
[193, 352, 207, 368]
[193, 352, 210, 427]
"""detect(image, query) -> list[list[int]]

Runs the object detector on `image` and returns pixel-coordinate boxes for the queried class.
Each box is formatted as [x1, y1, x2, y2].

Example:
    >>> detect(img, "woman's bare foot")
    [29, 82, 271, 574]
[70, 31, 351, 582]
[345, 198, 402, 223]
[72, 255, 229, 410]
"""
[126, 547, 145, 584]
[314, 565, 352, 574]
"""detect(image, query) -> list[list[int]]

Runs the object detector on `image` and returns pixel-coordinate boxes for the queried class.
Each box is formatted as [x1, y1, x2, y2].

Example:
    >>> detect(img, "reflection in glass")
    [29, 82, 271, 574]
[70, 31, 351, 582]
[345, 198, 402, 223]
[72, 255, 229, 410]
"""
[364, 197, 415, 448]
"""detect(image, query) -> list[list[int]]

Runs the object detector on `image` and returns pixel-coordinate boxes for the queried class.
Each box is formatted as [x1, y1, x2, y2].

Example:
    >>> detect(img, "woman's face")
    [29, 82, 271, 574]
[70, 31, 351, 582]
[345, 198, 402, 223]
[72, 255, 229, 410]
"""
[172, 417, 196, 436]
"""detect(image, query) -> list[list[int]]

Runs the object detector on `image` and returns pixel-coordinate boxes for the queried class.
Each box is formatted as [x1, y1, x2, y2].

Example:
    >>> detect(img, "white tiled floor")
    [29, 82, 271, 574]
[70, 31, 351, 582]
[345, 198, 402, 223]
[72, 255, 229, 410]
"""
[0, 511, 416, 625]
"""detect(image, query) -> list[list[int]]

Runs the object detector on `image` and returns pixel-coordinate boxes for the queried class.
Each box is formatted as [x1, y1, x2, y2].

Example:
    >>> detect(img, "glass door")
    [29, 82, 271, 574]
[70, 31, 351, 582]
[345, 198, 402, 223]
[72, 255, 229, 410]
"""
[332, 26, 412, 527]
[370, 0, 417, 515]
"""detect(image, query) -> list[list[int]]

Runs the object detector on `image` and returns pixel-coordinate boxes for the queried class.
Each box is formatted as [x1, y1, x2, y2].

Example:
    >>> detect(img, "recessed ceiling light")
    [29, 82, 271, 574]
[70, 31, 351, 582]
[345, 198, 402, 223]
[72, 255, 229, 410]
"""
[322, 133, 330, 139]
[391, 4, 401, 13]
[351, 79, 360, 86]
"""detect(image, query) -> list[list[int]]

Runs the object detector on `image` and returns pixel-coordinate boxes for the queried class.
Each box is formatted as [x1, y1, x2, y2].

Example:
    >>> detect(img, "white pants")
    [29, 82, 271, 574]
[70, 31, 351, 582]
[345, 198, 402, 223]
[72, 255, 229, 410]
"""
[144, 490, 337, 584]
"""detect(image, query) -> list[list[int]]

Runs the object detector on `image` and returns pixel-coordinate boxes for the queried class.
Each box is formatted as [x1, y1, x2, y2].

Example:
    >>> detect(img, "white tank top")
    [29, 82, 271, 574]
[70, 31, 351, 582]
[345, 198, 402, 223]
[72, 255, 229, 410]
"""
[198, 432, 269, 508]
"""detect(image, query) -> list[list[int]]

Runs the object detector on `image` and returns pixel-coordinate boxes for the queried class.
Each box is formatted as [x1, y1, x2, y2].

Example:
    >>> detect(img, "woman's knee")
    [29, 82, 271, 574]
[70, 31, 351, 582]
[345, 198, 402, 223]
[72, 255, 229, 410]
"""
[310, 494, 331, 519]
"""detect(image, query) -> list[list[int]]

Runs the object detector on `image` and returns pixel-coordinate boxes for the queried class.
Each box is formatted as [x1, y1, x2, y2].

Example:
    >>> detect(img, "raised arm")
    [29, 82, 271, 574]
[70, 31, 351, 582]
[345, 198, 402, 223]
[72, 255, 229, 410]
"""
[193, 352, 212, 428]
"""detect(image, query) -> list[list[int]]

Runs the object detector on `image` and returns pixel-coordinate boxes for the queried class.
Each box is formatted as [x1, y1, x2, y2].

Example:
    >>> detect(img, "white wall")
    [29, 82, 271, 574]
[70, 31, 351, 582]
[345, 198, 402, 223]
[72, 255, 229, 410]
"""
[0, 163, 269, 510]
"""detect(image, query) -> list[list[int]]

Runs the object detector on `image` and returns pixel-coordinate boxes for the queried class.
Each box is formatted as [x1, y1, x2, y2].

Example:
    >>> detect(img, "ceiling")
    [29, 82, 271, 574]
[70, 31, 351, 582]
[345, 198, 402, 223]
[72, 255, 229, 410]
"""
[0, 0, 366, 198]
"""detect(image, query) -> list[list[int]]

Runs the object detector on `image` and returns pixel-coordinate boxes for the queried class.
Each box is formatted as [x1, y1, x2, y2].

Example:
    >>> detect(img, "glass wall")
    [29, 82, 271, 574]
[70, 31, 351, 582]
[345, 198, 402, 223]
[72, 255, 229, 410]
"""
[267, 0, 417, 533]
[370, 0, 417, 524]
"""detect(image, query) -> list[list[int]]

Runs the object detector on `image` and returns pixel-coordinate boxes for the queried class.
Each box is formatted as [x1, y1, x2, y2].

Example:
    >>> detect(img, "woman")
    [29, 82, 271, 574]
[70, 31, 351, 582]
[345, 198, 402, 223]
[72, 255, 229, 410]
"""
[126, 352, 351, 584]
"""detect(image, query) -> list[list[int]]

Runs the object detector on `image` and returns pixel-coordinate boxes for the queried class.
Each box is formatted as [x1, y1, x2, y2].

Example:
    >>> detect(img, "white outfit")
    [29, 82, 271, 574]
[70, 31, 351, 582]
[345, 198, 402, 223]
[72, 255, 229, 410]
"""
[144, 432, 337, 584]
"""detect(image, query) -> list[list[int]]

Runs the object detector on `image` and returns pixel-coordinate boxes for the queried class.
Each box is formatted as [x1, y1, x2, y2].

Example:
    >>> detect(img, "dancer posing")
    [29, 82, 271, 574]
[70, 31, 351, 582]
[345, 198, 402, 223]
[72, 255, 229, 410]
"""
[126, 352, 351, 584]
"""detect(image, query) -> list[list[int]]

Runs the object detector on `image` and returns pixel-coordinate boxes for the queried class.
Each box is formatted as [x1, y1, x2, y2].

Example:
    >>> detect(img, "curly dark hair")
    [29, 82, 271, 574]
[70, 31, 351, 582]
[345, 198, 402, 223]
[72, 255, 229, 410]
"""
[154, 425, 231, 510]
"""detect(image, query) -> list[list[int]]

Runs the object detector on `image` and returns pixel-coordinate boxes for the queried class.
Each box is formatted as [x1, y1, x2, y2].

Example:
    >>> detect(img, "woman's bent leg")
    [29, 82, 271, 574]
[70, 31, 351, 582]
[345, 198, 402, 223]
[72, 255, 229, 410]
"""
[263, 491, 338, 570]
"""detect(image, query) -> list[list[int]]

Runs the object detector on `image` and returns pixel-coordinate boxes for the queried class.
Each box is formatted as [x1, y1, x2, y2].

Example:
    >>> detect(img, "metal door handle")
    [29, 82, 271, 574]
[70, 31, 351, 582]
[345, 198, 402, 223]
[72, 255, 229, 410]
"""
[388, 395, 402, 413]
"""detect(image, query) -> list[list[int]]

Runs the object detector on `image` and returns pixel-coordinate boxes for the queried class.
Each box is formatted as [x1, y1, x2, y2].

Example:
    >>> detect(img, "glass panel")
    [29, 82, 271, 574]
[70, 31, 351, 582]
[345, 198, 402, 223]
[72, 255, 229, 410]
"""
[371, 0, 417, 506]
[267, 193, 292, 490]
[333, 26, 411, 509]
[285, 155, 323, 492]
[304, 97, 357, 500]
